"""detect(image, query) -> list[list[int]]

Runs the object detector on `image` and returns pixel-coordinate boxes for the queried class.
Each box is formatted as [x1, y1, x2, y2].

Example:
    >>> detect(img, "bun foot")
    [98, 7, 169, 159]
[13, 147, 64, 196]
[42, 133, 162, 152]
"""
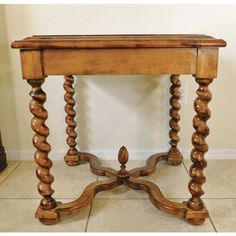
[66, 160, 80, 166]
[35, 203, 60, 225]
[167, 148, 183, 166]
[64, 155, 80, 166]
[183, 201, 209, 225]
[185, 218, 205, 226]
[39, 218, 59, 225]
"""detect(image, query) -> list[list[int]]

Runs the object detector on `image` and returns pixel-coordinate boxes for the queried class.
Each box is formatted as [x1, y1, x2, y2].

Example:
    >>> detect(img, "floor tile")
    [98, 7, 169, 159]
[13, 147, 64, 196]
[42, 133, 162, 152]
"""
[0, 161, 20, 185]
[204, 199, 236, 232]
[184, 160, 236, 198]
[97, 159, 190, 199]
[0, 161, 97, 199]
[0, 199, 89, 232]
[87, 198, 214, 232]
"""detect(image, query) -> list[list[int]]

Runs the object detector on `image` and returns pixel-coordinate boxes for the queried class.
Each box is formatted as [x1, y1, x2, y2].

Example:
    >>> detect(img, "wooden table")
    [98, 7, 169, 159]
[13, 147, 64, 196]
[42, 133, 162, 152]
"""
[12, 35, 226, 226]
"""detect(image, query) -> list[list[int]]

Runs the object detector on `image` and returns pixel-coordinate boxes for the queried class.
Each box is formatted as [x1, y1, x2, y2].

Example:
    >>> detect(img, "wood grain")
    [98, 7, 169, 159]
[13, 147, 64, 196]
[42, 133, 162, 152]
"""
[42, 48, 197, 75]
[12, 34, 226, 49]
[196, 48, 219, 78]
[20, 50, 43, 79]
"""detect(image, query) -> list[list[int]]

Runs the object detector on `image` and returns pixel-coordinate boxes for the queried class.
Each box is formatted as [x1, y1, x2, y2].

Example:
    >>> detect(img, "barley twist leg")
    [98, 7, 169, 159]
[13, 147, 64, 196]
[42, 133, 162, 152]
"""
[28, 79, 58, 224]
[64, 75, 79, 166]
[186, 77, 213, 225]
[168, 74, 183, 166]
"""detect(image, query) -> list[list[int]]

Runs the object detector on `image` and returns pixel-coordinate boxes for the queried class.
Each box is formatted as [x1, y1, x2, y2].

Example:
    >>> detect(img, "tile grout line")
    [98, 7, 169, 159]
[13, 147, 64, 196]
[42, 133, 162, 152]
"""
[84, 175, 99, 232]
[182, 160, 189, 175]
[0, 161, 22, 186]
[84, 201, 94, 232]
[209, 215, 217, 232]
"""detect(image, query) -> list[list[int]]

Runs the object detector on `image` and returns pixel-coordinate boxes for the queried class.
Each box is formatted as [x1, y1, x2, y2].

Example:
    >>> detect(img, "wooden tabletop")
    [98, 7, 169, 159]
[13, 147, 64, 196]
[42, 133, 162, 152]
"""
[11, 34, 226, 49]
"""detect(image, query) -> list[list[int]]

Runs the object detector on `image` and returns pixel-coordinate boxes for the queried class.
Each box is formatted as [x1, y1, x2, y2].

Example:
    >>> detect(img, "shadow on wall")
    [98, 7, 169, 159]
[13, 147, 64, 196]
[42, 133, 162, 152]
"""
[75, 75, 170, 151]
[0, 6, 20, 150]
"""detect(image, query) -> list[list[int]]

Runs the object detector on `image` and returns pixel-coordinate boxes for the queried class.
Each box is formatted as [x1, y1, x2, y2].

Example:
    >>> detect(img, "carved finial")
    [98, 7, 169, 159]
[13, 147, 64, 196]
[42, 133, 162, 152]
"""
[118, 146, 129, 174]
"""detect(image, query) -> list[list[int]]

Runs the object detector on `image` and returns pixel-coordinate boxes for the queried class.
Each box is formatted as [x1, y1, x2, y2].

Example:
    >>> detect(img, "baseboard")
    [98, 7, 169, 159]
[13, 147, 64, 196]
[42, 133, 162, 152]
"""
[5, 148, 236, 161]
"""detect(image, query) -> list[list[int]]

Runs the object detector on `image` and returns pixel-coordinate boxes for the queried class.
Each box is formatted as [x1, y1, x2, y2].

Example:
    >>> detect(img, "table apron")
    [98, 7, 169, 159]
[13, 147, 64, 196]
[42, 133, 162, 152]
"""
[42, 48, 197, 76]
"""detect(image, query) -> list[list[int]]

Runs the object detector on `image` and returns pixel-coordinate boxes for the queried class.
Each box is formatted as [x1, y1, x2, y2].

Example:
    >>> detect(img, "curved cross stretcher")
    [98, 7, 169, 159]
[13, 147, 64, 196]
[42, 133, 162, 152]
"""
[36, 147, 208, 225]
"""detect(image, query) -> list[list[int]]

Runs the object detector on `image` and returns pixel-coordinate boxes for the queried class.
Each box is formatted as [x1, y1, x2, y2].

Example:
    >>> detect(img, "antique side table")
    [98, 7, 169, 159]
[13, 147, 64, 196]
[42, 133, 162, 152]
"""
[12, 35, 226, 226]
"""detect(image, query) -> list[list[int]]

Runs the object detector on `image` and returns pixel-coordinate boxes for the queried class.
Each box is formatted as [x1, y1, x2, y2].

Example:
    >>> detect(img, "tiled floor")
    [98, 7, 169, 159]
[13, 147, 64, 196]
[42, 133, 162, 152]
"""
[0, 159, 235, 232]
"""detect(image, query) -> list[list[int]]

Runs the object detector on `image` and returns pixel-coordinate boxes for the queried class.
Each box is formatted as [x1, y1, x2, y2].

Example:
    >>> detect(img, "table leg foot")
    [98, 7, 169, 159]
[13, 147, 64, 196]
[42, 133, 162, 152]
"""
[184, 201, 209, 225]
[35, 203, 60, 225]
[39, 218, 59, 225]
[185, 218, 206, 226]
[64, 154, 80, 166]
[168, 147, 183, 166]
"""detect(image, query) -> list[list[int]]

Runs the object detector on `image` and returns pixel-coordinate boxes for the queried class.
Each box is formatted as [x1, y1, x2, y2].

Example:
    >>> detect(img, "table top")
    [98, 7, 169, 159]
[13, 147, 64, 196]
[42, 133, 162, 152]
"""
[11, 34, 226, 49]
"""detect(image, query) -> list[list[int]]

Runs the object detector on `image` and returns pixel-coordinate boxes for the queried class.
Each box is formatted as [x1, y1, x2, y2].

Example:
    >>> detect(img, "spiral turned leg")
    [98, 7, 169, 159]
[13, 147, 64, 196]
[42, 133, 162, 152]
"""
[64, 75, 79, 166]
[186, 77, 213, 225]
[28, 79, 58, 225]
[168, 74, 183, 166]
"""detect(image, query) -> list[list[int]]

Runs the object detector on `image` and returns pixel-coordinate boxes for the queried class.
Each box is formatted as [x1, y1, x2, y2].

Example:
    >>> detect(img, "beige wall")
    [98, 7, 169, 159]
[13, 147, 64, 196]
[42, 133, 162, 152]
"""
[0, 6, 20, 150]
[0, 4, 236, 159]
